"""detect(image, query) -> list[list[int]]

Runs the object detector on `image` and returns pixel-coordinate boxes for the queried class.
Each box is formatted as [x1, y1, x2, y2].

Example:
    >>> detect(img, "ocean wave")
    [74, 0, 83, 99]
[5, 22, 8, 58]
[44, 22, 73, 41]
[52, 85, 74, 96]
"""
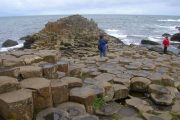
[0, 43, 23, 52]
[105, 29, 127, 39]
[105, 29, 119, 32]
[158, 19, 180, 22]
[147, 36, 161, 42]
[155, 25, 176, 31]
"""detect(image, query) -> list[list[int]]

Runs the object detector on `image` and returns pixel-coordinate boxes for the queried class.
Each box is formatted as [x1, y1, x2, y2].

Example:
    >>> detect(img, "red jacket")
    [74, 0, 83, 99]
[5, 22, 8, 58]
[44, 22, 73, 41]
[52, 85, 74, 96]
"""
[162, 37, 170, 47]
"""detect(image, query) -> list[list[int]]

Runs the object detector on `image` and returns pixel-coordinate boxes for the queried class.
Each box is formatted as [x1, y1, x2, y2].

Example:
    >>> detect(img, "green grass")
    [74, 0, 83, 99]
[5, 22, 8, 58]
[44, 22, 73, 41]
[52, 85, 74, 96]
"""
[176, 86, 180, 91]
[170, 112, 179, 120]
[93, 96, 106, 110]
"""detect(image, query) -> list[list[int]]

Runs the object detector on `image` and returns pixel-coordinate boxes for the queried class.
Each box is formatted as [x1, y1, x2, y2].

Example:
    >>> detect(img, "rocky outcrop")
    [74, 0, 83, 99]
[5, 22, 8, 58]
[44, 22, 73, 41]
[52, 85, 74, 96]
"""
[2, 39, 18, 47]
[141, 40, 160, 45]
[171, 33, 180, 42]
[23, 15, 123, 58]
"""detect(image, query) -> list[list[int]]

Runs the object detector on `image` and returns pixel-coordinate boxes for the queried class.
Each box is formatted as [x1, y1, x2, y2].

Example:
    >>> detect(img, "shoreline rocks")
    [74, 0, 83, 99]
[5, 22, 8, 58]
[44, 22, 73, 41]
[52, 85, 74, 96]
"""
[2, 39, 18, 47]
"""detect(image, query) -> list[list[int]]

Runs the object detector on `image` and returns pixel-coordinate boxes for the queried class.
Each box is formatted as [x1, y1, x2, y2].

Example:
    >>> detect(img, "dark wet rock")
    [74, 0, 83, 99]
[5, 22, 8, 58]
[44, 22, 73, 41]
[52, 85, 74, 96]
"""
[20, 35, 32, 40]
[36, 108, 70, 120]
[141, 40, 160, 45]
[171, 33, 180, 42]
[148, 46, 163, 53]
[2, 39, 18, 47]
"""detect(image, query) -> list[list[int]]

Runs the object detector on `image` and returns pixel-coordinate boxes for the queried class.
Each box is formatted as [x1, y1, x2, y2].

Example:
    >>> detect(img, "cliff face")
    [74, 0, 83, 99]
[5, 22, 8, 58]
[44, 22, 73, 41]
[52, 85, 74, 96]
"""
[23, 15, 123, 57]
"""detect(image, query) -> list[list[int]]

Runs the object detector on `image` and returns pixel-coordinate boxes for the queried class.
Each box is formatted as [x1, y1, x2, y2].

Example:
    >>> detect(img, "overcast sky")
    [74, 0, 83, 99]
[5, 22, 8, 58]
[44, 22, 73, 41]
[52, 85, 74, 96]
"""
[0, 0, 180, 16]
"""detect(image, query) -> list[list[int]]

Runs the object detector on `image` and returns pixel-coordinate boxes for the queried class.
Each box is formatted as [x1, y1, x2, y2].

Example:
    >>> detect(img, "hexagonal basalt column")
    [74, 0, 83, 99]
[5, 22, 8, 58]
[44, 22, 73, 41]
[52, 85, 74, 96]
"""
[0, 89, 33, 120]
[20, 77, 52, 111]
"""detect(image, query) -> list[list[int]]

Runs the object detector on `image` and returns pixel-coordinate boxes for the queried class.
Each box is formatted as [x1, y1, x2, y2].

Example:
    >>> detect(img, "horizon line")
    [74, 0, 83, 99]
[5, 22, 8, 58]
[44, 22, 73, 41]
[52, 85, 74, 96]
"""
[0, 13, 180, 18]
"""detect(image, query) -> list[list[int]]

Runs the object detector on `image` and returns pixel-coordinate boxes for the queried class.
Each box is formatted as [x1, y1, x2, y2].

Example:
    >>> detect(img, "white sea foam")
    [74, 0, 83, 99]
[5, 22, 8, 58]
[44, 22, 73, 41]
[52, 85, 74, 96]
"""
[156, 25, 176, 30]
[105, 29, 127, 39]
[147, 36, 161, 42]
[158, 19, 180, 22]
[0, 43, 23, 52]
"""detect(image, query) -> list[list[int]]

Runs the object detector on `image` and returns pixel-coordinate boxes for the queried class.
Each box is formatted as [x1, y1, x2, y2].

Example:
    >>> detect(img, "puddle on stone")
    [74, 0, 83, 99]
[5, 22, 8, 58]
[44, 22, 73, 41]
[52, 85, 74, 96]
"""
[117, 106, 138, 117]
[67, 107, 80, 117]
[43, 64, 55, 68]
[176, 92, 180, 99]
[44, 112, 68, 120]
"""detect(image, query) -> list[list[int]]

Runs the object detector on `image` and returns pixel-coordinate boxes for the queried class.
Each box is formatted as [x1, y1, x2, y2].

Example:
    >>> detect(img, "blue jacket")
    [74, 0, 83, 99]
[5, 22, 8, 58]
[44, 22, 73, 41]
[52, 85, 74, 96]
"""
[98, 39, 107, 51]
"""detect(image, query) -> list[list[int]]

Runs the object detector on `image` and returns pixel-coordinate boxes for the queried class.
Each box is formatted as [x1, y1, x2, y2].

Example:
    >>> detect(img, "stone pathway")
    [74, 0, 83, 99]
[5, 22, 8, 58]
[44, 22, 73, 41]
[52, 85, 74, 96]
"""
[0, 46, 179, 120]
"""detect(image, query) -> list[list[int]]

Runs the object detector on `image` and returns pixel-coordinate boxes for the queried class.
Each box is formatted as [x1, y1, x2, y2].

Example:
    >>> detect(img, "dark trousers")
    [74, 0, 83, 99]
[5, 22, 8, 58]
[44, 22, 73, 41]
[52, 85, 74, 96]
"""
[164, 46, 167, 54]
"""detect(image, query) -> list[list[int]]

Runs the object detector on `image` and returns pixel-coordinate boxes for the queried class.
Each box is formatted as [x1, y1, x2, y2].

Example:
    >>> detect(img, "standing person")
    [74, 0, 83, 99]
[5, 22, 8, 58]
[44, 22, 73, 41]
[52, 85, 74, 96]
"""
[162, 36, 170, 54]
[98, 34, 108, 58]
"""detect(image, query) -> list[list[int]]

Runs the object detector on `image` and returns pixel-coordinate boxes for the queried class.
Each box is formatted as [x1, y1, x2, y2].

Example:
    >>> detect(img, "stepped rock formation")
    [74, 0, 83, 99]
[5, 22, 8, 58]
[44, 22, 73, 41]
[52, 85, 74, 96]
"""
[23, 15, 123, 58]
[0, 15, 180, 120]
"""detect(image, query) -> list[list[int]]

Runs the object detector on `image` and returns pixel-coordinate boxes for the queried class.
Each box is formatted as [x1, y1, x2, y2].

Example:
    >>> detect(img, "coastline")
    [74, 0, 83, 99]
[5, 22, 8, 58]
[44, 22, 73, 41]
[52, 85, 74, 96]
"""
[0, 15, 180, 120]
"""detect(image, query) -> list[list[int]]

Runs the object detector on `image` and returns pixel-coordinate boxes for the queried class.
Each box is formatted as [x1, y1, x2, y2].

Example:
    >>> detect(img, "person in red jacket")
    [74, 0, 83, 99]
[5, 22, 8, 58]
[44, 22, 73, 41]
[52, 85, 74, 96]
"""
[162, 36, 170, 54]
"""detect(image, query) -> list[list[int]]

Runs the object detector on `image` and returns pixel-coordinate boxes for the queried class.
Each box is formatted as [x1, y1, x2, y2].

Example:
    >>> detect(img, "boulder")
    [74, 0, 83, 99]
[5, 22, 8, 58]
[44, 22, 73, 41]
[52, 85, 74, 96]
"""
[171, 33, 180, 42]
[61, 77, 82, 88]
[2, 39, 18, 47]
[50, 79, 69, 105]
[57, 102, 86, 118]
[141, 40, 160, 45]
[148, 46, 163, 53]
[113, 84, 129, 100]
[0, 89, 33, 120]
[19, 65, 43, 79]
[36, 108, 70, 120]
[130, 77, 151, 92]
[20, 77, 52, 111]
[0, 76, 20, 94]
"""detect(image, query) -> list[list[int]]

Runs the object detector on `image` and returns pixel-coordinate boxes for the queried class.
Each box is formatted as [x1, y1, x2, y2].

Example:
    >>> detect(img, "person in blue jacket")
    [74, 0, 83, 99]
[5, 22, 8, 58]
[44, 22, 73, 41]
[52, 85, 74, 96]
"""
[98, 34, 108, 58]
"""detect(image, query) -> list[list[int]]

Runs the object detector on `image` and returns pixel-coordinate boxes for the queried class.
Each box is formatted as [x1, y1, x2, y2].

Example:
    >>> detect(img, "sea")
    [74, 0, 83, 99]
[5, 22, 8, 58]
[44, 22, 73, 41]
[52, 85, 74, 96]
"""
[0, 14, 180, 52]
